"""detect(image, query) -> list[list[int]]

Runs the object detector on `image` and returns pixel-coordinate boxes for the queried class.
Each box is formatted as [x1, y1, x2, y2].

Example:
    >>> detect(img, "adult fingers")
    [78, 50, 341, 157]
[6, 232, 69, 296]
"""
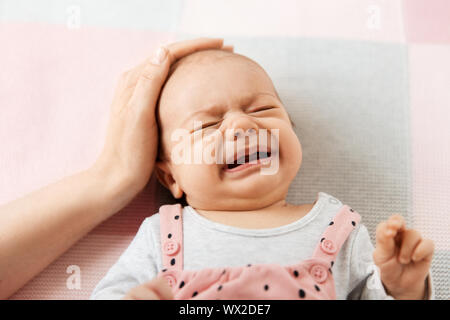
[124, 39, 232, 90]
[114, 42, 233, 109]
[128, 38, 226, 118]
[164, 37, 224, 63]
[221, 45, 234, 52]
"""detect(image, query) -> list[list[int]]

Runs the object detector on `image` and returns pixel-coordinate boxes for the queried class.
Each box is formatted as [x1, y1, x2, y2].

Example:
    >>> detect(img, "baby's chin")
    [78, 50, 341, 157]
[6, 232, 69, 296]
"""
[197, 185, 289, 211]
[219, 173, 289, 203]
[183, 166, 290, 211]
[222, 166, 279, 186]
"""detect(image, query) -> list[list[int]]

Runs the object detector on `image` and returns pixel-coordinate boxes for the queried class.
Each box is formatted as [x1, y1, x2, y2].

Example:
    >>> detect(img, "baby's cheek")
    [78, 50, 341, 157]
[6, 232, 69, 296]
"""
[179, 164, 217, 191]
[281, 130, 302, 170]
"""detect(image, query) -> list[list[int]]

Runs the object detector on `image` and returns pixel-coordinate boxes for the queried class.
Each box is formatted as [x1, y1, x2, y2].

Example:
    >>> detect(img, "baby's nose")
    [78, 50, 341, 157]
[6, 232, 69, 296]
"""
[226, 127, 259, 142]
[233, 128, 256, 139]
[223, 114, 259, 140]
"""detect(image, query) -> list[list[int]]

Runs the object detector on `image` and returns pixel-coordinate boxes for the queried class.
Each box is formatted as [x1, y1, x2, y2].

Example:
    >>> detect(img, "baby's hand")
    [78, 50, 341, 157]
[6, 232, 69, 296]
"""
[123, 277, 174, 300]
[373, 215, 434, 299]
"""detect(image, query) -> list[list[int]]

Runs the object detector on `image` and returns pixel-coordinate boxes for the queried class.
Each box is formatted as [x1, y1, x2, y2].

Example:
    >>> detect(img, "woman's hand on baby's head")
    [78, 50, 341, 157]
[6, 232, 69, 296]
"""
[373, 214, 434, 299]
[92, 38, 232, 205]
[123, 277, 174, 300]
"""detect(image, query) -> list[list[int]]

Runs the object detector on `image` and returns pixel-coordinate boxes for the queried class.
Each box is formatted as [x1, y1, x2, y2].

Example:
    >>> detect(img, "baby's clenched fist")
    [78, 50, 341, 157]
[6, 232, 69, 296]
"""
[373, 214, 434, 299]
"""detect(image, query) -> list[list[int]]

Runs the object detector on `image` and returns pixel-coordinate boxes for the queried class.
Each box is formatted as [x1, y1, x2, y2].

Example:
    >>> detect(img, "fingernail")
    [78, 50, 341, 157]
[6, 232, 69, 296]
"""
[151, 46, 167, 65]
[222, 44, 234, 52]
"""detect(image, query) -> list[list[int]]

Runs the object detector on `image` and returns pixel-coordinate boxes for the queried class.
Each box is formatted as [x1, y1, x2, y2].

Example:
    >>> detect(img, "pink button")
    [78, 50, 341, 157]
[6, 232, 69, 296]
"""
[163, 274, 177, 288]
[163, 240, 180, 256]
[310, 264, 328, 283]
[321, 239, 336, 254]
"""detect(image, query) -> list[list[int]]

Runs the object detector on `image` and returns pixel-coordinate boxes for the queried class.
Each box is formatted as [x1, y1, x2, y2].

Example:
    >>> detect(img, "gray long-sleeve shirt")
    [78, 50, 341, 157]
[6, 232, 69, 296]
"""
[90, 192, 433, 299]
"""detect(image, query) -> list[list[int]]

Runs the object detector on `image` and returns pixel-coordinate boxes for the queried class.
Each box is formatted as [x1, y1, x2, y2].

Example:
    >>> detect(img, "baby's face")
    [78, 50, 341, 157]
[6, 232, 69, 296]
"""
[156, 50, 302, 211]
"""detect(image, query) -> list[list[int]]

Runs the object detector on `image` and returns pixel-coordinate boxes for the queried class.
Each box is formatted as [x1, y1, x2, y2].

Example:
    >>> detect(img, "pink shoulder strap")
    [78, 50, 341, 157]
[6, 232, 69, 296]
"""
[159, 204, 184, 271]
[312, 205, 361, 266]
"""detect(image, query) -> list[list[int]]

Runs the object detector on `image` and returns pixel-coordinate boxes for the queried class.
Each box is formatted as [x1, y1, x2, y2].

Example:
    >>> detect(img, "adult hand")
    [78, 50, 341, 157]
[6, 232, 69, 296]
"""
[93, 38, 233, 205]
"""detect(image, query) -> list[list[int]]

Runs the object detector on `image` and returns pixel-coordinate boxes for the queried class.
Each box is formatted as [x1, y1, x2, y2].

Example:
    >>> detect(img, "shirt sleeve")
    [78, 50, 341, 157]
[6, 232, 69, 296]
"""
[346, 224, 394, 300]
[89, 217, 159, 300]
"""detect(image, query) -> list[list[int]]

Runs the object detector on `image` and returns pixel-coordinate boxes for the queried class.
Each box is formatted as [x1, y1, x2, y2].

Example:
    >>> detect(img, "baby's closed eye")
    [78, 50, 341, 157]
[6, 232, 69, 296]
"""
[247, 106, 276, 113]
[191, 120, 222, 132]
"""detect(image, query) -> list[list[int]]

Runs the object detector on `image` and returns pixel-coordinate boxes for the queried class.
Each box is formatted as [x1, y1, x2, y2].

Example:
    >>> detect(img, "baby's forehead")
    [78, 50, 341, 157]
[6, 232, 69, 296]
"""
[169, 49, 257, 74]
[172, 49, 255, 67]
[158, 50, 278, 126]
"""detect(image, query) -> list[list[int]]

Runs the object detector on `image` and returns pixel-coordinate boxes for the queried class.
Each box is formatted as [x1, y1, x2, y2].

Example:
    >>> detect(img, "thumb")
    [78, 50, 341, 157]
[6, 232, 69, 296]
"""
[127, 37, 228, 119]
[127, 46, 171, 119]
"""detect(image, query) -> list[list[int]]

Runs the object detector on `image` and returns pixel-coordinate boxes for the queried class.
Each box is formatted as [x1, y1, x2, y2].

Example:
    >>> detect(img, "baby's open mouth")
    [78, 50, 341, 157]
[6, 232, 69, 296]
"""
[225, 151, 271, 171]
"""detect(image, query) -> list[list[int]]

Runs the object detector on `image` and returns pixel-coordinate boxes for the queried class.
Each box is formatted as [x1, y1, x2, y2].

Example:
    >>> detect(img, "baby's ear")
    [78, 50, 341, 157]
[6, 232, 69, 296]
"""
[154, 161, 184, 199]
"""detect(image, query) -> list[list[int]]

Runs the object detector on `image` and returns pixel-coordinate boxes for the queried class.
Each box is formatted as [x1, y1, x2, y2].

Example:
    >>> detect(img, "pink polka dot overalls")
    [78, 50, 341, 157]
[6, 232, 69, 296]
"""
[157, 203, 361, 299]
